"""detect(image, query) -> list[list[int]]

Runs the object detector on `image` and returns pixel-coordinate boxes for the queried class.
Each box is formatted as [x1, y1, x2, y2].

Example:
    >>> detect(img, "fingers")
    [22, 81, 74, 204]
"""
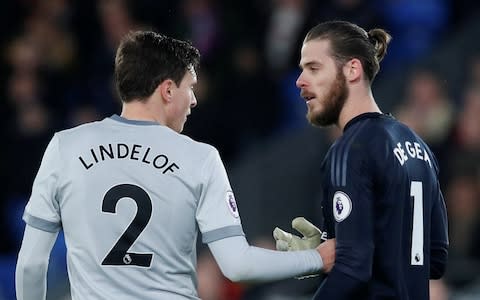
[273, 227, 292, 243]
[292, 217, 321, 238]
[273, 220, 322, 252]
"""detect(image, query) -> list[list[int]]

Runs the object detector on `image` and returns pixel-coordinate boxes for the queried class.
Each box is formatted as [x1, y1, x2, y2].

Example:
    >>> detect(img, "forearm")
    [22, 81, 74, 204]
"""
[16, 225, 58, 300]
[16, 257, 49, 300]
[208, 235, 323, 282]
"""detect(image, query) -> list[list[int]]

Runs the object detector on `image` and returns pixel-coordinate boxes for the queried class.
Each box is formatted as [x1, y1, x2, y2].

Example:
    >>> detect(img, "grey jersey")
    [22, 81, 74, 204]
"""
[23, 115, 244, 300]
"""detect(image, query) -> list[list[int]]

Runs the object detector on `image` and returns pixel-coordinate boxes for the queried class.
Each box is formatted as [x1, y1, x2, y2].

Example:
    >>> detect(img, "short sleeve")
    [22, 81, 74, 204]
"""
[197, 149, 244, 243]
[23, 134, 62, 232]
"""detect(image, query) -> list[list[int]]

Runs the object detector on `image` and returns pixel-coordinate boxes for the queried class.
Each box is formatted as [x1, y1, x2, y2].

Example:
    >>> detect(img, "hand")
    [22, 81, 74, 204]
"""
[317, 238, 335, 273]
[273, 217, 323, 251]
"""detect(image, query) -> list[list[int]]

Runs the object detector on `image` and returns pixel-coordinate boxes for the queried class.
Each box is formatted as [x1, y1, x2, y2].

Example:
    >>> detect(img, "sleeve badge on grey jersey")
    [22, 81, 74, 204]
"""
[333, 191, 352, 222]
[226, 191, 239, 218]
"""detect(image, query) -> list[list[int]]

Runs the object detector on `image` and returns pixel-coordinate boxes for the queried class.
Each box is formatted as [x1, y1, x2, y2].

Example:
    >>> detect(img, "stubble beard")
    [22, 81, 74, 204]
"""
[308, 70, 349, 127]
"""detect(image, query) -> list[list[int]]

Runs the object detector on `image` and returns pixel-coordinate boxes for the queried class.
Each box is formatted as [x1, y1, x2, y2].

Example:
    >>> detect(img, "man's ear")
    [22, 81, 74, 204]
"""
[158, 79, 175, 103]
[343, 58, 362, 83]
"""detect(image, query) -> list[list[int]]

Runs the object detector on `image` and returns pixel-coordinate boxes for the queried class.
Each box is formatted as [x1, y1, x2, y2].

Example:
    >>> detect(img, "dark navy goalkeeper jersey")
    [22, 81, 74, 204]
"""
[314, 112, 449, 300]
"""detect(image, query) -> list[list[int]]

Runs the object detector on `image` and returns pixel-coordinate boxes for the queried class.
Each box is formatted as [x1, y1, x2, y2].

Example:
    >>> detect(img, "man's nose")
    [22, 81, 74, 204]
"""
[296, 74, 307, 88]
[191, 94, 197, 108]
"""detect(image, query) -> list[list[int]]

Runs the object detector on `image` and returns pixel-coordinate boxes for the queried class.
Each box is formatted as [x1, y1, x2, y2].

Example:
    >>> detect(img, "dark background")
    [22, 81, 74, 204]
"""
[1, 0, 480, 299]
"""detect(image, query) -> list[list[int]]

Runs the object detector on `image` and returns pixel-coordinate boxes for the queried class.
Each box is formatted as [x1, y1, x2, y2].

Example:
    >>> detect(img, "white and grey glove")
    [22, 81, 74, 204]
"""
[273, 217, 323, 251]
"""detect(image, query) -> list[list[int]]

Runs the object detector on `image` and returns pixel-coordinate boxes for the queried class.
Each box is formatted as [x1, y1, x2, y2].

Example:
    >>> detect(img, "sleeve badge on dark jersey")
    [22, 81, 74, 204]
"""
[226, 191, 239, 218]
[333, 191, 352, 222]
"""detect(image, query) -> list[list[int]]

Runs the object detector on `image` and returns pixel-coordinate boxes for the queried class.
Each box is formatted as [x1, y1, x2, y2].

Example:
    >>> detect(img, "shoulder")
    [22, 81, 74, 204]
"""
[152, 128, 221, 167]
[351, 114, 396, 137]
[175, 132, 219, 157]
[55, 120, 105, 140]
[330, 115, 403, 165]
[343, 114, 407, 149]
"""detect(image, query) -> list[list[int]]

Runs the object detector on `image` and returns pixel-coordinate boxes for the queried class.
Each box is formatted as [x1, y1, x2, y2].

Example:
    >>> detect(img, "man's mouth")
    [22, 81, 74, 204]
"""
[303, 96, 316, 104]
[305, 96, 315, 102]
[301, 91, 316, 102]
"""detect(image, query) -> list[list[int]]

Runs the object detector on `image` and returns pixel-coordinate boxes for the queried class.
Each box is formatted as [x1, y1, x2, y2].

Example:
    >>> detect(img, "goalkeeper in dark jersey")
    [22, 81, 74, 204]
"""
[274, 20, 449, 300]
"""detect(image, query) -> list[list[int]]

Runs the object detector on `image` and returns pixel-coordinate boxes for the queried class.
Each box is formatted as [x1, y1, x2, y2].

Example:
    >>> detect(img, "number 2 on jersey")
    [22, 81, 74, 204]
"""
[101, 184, 153, 267]
[410, 181, 424, 266]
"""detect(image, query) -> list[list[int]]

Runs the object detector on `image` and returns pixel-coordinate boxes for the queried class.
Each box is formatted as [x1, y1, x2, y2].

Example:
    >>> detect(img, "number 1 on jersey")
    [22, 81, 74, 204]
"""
[410, 181, 424, 266]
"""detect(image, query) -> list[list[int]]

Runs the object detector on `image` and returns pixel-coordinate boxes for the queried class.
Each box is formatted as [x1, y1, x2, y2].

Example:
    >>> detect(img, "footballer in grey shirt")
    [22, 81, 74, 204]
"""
[16, 31, 333, 300]
[18, 116, 325, 300]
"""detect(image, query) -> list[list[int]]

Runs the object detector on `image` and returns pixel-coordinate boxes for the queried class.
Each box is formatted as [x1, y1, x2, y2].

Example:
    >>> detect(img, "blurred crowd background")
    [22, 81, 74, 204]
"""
[1, 0, 479, 299]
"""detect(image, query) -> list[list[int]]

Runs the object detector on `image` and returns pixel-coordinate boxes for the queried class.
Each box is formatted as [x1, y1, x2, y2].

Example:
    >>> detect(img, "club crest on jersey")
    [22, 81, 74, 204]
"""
[226, 191, 239, 218]
[333, 191, 352, 222]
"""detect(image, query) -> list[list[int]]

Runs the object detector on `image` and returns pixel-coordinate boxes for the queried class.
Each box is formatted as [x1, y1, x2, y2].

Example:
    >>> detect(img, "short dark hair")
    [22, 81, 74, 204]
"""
[114, 31, 200, 102]
[305, 21, 391, 83]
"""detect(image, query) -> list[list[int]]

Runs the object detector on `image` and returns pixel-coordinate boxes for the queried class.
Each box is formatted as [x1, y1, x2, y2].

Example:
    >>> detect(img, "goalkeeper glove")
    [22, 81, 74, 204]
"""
[273, 217, 322, 251]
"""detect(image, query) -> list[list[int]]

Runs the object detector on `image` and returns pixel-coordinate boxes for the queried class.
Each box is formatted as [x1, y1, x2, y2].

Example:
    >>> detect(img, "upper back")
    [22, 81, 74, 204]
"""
[51, 115, 216, 299]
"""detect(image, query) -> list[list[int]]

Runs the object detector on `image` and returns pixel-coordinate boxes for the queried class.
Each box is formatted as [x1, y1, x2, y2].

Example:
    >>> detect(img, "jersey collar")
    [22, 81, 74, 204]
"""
[109, 114, 161, 126]
[343, 112, 393, 132]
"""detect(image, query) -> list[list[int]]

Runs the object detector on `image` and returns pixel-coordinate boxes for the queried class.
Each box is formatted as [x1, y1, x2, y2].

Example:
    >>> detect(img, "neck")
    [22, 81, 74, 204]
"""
[120, 98, 167, 125]
[337, 87, 381, 131]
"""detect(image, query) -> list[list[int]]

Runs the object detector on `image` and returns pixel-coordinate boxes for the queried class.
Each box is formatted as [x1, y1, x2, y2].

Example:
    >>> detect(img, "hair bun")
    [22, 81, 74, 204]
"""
[368, 29, 392, 63]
